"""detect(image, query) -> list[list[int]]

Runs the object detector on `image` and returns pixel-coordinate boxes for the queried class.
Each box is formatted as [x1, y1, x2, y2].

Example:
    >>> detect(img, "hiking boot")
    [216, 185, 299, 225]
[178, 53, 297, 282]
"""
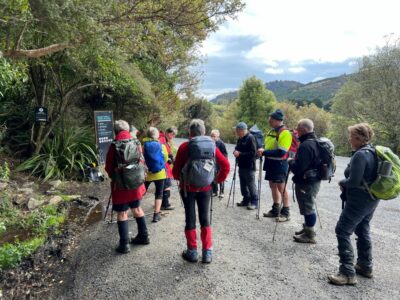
[263, 204, 280, 218]
[328, 273, 357, 286]
[202, 249, 212, 264]
[182, 249, 198, 263]
[115, 243, 130, 254]
[355, 264, 373, 278]
[247, 204, 257, 210]
[152, 212, 161, 223]
[130, 235, 150, 245]
[278, 207, 290, 222]
[293, 226, 316, 244]
[161, 205, 175, 211]
[295, 224, 306, 235]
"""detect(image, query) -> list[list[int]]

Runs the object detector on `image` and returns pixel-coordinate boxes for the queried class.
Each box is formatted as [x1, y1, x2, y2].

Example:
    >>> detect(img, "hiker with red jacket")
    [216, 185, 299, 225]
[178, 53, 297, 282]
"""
[159, 127, 178, 210]
[105, 120, 149, 254]
[173, 119, 230, 264]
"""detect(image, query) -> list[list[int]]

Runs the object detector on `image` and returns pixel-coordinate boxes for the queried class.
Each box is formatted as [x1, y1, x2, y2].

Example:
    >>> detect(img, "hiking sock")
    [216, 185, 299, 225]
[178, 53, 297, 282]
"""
[200, 226, 212, 250]
[162, 190, 171, 207]
[304, 213, 317, 227]
[185, 229, 198, 250]
[136, 216, 148, 238]
[117, 220, 129, 245]
[281, 206, 290, 216]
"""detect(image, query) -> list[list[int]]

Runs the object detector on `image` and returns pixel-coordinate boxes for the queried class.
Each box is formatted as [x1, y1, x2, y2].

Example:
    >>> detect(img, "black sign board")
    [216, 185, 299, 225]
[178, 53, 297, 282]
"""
[35, 107, 48, 122]
[94, 111, 114, 165]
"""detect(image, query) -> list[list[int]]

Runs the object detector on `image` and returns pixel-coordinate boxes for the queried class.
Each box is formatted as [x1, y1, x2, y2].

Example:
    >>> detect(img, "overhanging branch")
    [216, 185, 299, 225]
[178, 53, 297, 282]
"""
[2, 43, 69, 59]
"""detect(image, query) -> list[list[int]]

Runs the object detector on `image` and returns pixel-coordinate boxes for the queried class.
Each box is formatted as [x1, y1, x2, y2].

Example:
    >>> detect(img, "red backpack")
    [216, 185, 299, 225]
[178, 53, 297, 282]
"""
[276, 127, 300, 159]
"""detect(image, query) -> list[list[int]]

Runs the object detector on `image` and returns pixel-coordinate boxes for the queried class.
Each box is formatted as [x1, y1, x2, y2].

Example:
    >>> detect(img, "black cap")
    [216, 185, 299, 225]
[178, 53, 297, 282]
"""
[269, 109, 284, 121]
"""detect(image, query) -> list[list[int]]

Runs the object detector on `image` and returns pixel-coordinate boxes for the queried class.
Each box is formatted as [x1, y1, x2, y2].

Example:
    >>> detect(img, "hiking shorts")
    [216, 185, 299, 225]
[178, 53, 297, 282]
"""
[113, 199, 141, 212]
[295, 182, 321, 215]
[264, 159, 289, 183]
[145, 179, 165, 199]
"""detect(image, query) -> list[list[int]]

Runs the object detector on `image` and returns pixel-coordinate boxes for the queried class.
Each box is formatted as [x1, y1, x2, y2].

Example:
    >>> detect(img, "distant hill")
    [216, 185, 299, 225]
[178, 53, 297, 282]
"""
[210, 74, 351, 107]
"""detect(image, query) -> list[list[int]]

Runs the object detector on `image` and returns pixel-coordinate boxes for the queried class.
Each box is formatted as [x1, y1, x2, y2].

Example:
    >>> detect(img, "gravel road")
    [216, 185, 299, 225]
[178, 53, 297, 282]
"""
[52, 139, 400, 300]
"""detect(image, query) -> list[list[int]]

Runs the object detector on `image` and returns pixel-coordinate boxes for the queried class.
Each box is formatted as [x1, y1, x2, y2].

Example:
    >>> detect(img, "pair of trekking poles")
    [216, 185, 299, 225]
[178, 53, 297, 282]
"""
[226, 158, 263, 217]
[227, 159, 322, 242]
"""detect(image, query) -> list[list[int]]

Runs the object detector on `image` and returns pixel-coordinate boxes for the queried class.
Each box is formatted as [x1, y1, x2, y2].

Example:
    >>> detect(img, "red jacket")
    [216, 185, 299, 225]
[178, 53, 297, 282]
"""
[105, 131, 146, 205]
[172, 140, 230, 192]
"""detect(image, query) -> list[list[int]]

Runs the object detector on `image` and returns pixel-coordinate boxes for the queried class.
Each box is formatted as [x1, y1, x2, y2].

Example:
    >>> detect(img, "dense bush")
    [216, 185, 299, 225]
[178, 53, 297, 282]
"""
[17, 127, 97, 181]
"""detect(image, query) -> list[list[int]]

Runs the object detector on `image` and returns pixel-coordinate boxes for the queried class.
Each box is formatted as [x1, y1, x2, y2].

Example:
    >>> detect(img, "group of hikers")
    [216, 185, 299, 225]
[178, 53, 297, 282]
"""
[104, 109, 386, 286]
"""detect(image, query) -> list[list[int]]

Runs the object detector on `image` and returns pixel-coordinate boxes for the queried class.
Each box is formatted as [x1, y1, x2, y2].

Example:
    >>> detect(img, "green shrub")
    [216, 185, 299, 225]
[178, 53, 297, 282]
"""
[0, 161, 10, 181]
[0, 237, 45, 271]
[17, 126, 98, 181]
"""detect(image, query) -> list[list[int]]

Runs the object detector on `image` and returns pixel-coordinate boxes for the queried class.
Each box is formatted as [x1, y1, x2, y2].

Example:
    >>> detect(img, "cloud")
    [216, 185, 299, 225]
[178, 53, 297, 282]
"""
[288, 66, 306, 73]
[312, 76, 325, 82]
[203, 0, 398, 65]
[264, 67, 284, 74]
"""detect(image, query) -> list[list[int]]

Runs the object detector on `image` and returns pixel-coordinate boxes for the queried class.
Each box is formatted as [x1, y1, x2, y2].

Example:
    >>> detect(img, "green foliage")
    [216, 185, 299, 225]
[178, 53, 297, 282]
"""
[17, 126, 97, 181]
[0, 201, 65, 270]
[331, 41, 400, 155]
[215, 101, 239, 143]
[0, 161, 10, 181]
[0, 237, 45, 271]
[275, 102, 332, 137]
[0, 194, 21, 228]
[237, 76, 276, 132]
[178, 98, 217, 135]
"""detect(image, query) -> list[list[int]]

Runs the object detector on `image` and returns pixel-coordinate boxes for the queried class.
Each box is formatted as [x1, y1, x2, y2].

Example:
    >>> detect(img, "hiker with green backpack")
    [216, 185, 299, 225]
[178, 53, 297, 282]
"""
[328, 123, 381, 286]
[105, 120, 148, 254]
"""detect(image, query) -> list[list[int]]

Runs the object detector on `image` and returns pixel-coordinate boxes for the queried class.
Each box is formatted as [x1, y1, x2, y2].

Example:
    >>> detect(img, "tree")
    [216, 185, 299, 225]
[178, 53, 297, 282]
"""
[275, 102, 332, 137]
[0, 0, 244, 155]
[331, 40, 400, 154]
[178, 97, 216, 136]
[236, 76, 276, 131]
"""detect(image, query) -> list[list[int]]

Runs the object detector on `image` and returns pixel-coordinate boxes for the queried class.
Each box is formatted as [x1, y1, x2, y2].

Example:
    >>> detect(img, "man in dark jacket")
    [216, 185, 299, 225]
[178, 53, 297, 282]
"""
[233, 122, 258, 210]
[288, 119, 321, 243]
[211, 129, 228, 198]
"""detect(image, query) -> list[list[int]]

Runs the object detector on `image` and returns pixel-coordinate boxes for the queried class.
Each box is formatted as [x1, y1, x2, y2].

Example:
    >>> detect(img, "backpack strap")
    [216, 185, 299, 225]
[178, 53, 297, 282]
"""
[358, 145, 379, 200]
[275, 125, 288, 141]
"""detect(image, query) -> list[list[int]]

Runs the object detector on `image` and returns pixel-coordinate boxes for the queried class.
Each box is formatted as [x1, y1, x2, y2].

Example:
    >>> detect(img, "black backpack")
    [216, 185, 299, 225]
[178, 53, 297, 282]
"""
[249, 124, 264, 149]
[182, 136, 216, 188]
[315, 137, 336, 181]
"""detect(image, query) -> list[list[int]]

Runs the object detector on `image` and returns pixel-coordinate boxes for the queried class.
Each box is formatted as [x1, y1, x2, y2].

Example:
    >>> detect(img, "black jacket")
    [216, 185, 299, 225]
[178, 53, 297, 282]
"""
[216, 139, 228, 158]
[235, 133, 257, 170]
[289, 132, 321, 184]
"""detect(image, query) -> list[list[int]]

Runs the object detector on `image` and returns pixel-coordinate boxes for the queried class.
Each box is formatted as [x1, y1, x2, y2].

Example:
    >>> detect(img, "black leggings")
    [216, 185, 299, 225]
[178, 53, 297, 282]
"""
[145, 179, 165, 199]
[181, 191, 211, 230]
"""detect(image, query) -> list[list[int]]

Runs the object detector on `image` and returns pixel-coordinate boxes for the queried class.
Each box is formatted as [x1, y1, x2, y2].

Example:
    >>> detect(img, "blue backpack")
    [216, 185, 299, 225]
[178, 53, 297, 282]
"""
[143, 140, 165, 173]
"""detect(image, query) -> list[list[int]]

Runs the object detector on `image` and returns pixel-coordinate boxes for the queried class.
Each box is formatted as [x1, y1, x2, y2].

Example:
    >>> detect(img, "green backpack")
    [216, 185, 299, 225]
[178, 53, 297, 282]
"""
[112, 138, 145, 190]
[366, 146, 400, 200]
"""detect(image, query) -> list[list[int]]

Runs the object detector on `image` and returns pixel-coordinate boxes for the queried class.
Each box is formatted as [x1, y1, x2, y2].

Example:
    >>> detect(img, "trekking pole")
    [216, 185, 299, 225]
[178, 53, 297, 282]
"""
[272, 168, 290, 242]
[104, 192, 112, 222]
[227, 161, 237, 208]
[210, 190, 213, 225]
[315, 201, 322, 229]
[256, 157, 263, 219]
[176, 180, 183, 206]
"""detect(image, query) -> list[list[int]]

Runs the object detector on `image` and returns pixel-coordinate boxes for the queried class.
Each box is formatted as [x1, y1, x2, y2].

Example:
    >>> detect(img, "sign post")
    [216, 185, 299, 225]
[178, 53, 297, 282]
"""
[35, 107, 48, 123]
[94, 111, 114, 165]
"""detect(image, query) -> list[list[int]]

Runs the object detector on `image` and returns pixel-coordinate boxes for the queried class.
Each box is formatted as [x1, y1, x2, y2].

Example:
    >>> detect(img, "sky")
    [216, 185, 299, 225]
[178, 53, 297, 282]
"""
[197, 0, 399, 100]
